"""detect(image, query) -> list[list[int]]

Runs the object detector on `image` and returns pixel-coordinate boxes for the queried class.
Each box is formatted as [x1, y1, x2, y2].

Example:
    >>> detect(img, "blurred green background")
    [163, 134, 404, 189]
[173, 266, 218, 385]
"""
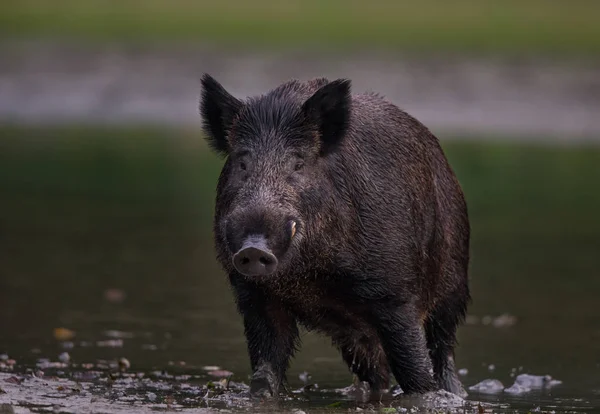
[0, 1, 599, 412]
[2, 0, 600, 55]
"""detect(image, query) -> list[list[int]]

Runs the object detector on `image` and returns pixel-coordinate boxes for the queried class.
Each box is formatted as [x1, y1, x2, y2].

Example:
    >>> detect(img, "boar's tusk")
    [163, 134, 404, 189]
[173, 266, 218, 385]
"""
[291, 221, 297, 238]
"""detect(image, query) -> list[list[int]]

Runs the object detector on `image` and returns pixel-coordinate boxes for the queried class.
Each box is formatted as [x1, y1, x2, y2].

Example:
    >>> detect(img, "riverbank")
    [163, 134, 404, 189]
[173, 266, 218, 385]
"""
[1, 41, 599, 142]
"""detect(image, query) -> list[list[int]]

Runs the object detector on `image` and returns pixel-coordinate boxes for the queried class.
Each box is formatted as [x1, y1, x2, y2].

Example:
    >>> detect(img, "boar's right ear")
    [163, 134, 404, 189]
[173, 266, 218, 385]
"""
[301, 78, 351, 154]
[199, 74, 243, 156]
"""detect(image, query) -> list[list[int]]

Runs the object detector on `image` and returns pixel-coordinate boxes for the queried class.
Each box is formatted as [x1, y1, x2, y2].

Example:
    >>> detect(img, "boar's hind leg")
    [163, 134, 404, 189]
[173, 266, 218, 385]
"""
[335, 333, 390, 392]
[232, 277, 299, 398]
[424, 291, 469, 398]
[371, 303, 437, 394]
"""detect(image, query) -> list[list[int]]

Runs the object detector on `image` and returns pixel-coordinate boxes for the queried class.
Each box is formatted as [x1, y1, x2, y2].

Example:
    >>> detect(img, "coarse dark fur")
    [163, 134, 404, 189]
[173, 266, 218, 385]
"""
[199, 74, 471, 399]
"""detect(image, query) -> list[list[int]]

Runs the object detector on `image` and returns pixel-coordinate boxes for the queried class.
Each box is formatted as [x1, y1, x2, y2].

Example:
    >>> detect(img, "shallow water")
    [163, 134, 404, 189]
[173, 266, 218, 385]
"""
[0, 127, 599, 413]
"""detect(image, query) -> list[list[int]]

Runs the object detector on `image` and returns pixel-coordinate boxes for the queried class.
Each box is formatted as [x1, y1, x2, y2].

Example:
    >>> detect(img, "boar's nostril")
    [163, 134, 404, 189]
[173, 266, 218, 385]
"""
[258, 255, 275, 266]
[232, 236, 278, 276]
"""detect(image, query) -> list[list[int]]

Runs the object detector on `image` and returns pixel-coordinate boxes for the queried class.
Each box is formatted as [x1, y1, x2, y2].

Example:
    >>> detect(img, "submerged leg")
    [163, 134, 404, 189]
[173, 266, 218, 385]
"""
[230, 274, 300, 398]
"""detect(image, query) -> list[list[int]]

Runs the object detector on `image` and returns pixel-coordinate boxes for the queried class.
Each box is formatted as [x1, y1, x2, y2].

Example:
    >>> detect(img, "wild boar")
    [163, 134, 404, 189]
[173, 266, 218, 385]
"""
[199, 74, 471, 398]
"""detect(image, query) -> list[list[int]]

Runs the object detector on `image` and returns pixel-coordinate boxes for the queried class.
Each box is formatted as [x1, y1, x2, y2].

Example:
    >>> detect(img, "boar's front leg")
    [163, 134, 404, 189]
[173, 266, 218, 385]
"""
[230, 275, 299, 398]
[371, 302, 437, 394]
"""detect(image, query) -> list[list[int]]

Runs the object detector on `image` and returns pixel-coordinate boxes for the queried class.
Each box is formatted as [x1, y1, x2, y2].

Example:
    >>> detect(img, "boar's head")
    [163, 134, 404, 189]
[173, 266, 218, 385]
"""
[199, 74, 351, 277]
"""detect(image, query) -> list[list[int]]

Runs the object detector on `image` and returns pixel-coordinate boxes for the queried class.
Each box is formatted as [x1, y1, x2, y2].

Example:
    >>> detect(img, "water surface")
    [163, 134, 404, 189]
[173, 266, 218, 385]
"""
[0, 127, 599, 413]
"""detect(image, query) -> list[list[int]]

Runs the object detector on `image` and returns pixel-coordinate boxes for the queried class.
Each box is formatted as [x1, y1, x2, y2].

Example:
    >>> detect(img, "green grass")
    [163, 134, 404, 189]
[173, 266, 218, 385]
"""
[1, 125, 599, 236]
[1, 0, 600, 56]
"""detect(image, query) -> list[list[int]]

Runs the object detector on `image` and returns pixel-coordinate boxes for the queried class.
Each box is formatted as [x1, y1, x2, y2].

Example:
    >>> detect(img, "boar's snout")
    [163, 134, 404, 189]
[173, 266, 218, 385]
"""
[233, 235, 279, 276]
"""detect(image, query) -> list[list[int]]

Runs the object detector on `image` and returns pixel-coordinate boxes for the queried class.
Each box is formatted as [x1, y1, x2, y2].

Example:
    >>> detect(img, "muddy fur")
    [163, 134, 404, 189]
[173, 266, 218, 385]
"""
[199, 74, 471, 398]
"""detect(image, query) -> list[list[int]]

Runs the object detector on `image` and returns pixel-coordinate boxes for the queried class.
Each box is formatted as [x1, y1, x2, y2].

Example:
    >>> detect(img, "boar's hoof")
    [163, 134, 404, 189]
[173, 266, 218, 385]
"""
[233, 236, 278, 276]
[249, 377, 273, 399]
[249, 372, 279, 399]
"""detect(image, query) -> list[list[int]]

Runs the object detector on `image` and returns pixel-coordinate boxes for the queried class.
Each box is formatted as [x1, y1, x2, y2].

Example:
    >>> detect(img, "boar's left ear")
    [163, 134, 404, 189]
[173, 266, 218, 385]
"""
[301, 78, 351, 154]
[199, 74, 243, 156]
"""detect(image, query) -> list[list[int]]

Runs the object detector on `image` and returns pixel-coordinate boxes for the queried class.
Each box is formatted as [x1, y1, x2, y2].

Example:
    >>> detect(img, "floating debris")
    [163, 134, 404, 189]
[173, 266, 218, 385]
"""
[469, 379, 505, 394]
[53, 327, 76, 341]
[142, 344, 158, 351]
[458, 368, 468, 376]
[465, 314, 517, 328]
[492, 313, 518, 328]
[488, 364, 496, 371]
[96, 339, 124, 348]
[61, 341, 75, 350]
[208, 370, 233, 378]
[202, 365, 221, 371]
[104, 330, 134, 339]
[0, 355, 7, 362]
[169, 361, 187, 367]
[36, 359, 68, 370]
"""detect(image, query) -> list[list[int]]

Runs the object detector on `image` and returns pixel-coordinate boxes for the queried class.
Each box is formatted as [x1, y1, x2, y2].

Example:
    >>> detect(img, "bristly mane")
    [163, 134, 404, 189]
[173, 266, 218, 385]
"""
[234, 78, 332, 136]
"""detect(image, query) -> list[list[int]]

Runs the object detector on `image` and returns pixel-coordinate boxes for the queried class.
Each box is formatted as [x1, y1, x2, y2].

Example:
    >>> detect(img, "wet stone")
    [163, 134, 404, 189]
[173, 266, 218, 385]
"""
[469, 379, 505, 394]
[118, 357, 131, 371]
[505, 374, 562, 394]
[58, 352, 70, 363]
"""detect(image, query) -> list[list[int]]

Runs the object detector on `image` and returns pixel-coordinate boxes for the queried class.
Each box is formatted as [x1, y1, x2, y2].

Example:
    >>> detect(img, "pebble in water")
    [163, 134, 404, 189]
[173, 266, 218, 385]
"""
[469, 379, 505, 394]
[504, 374, 562, 395]
[488, 364, 496, 371]
[118, 358, 131, 371]
[58, 352, 70, 363]
[458, 368, 468, 376]
[207, 370, 233, 378]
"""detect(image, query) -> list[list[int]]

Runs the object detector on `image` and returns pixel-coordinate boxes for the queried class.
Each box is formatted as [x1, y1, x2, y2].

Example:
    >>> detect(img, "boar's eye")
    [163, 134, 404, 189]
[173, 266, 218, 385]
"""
[294, 161, 304, 172]
[239, 161, 247, 171]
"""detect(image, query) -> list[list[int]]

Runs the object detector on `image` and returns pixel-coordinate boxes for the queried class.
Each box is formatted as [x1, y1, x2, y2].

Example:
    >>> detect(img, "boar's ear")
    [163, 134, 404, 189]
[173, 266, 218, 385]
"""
[301, 78, 351, 153]
[199, 74, 243, 156]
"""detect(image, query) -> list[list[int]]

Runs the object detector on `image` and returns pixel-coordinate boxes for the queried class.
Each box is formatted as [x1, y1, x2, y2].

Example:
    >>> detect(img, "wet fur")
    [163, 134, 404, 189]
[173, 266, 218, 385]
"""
[199, 75, 471, 398]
